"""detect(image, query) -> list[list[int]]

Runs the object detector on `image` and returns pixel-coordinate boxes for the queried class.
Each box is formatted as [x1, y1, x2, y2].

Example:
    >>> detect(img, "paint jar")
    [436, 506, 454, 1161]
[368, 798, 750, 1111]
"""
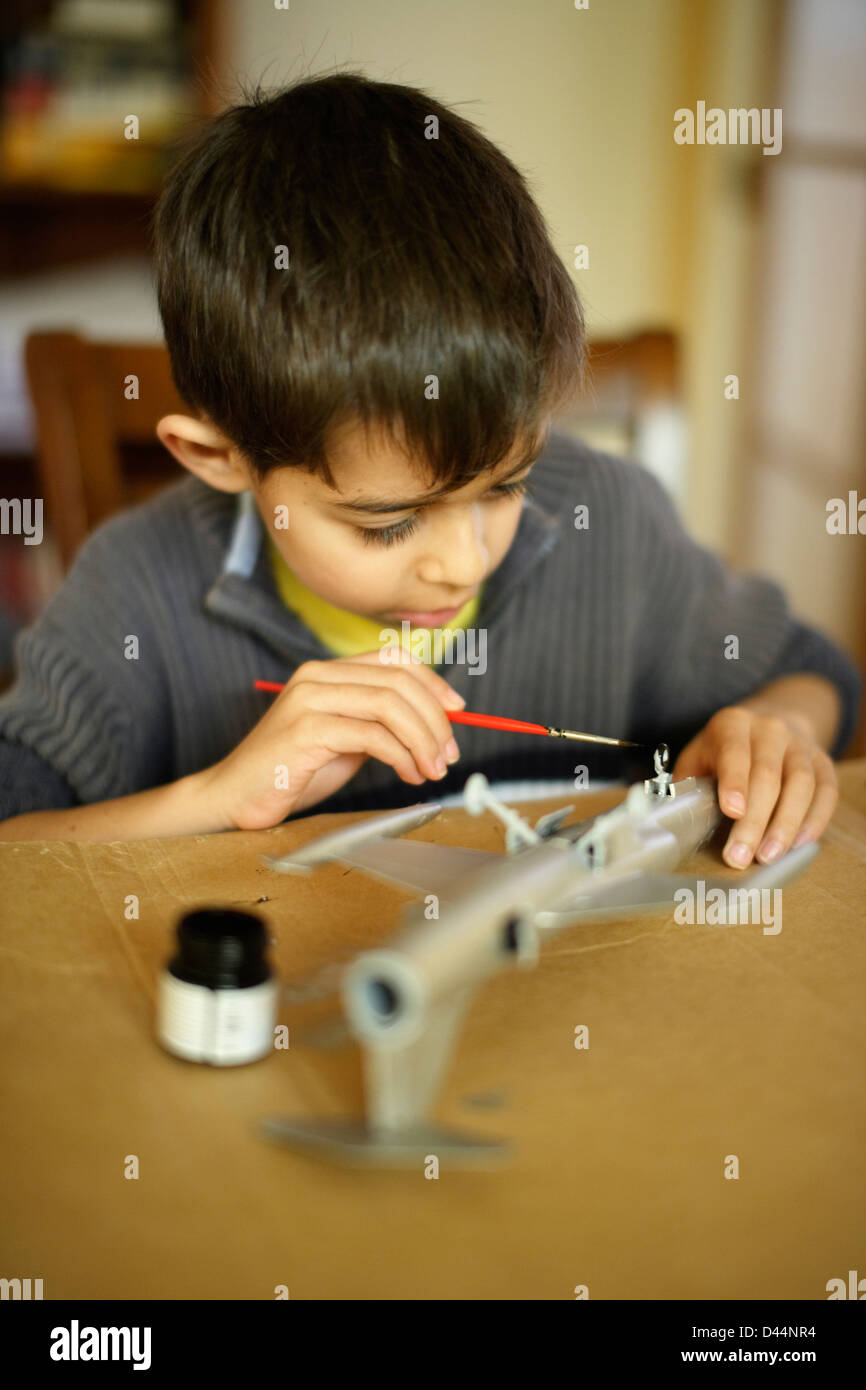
[156, 909, 278, 1066]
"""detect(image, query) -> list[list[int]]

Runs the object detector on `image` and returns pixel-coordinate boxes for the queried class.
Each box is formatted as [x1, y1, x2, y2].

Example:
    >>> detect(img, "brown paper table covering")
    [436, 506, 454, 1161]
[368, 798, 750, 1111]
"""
[1, 763, 864, 1300]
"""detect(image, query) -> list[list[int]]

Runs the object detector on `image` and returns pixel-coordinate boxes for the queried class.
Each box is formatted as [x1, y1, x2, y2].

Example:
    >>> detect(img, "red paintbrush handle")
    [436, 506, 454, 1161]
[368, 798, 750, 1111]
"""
[253, 681, 548, 736]
[445, 710, 549, 735]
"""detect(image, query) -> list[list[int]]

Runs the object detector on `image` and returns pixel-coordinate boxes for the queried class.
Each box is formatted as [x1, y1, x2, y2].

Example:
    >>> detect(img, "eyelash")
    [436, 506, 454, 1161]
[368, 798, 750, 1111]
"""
[354, 477, 531, 548]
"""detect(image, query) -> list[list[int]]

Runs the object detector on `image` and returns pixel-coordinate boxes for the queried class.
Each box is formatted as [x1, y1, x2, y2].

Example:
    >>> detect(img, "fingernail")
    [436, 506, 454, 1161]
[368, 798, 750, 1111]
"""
[446, 691, 466, 709]
[792, 831, 812, 849]
[434, 756, 447, 777]
[725, 842, 751, 868]
[757, 838, 783, 863]
[445, 738, 460, 763]
[725, 792, 745, 815]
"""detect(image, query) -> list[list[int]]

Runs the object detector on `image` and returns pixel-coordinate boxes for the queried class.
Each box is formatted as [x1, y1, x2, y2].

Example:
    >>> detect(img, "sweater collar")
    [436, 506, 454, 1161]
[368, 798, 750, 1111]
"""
[198, 481, 562, 665]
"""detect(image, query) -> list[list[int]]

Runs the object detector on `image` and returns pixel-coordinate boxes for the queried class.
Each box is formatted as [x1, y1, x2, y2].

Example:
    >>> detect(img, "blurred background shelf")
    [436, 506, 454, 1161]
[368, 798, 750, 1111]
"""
[0, 0, 220, 685]
[0, 0, 219, 274]
[0, 187, 156, 274]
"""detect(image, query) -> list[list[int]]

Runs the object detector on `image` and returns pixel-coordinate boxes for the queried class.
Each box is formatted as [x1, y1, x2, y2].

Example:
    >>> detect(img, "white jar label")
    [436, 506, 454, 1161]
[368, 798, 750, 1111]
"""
[156, 974, 278, 1066]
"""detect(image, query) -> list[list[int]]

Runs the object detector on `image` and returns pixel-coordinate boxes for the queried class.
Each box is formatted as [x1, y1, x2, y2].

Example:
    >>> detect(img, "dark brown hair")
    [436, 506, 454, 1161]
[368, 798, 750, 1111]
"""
[152, 71, 585, 488]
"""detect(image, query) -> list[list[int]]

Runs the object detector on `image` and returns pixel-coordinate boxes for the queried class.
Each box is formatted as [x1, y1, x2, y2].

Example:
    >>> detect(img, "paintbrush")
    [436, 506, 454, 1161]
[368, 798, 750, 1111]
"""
[252, 680, 645, 750]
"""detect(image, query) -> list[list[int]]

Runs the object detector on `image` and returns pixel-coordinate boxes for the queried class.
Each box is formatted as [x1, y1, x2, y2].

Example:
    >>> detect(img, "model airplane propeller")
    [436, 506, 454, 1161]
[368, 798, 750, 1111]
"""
[259, 747, 818, 1168]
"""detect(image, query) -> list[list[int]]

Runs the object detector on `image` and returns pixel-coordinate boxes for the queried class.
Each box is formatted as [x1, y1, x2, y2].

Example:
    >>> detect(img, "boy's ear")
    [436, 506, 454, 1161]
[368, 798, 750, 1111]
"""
[156, 414, 251, 493]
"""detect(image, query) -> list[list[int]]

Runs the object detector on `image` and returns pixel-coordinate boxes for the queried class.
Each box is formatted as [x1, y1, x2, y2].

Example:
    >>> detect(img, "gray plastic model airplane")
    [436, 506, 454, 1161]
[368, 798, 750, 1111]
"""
[260, 748, 818, 1168]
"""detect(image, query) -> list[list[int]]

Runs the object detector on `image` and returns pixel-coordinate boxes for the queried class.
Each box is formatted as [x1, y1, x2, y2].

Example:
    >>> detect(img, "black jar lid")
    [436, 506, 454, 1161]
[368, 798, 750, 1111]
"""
[167, 909, 271, 989]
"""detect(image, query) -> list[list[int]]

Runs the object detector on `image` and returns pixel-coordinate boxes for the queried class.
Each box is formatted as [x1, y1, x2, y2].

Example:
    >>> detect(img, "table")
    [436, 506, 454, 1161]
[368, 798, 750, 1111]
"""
[1, 763, 864, 1299]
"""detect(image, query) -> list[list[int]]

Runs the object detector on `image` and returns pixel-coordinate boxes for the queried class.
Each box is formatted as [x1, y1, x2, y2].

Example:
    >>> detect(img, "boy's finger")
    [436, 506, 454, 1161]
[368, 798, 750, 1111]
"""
[355, 656, 464, 754]
[287, 653, 461, 725]
[346, 646, 466, 708]
[284, 659, 460, 764]
[713, 733, 752, 820]
[287, 680, 453, 780]
[670, 733, 710, 780]
[722, 735, 787, 868]
[791, 757, 838, 848]
[754, 751, 817, 863]
[374, 662, 464, 760]
[292, 711, 429, 787]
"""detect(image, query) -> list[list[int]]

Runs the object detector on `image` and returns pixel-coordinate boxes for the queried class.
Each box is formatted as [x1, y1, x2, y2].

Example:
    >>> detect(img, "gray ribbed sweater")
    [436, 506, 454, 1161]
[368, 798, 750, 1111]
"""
[0, 432, 860, 822]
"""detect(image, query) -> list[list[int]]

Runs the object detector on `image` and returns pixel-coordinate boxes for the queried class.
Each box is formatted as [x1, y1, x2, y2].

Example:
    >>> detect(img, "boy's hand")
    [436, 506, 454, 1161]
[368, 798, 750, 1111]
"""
[671, 706, 838, 869]
[198, 646, 464, 831]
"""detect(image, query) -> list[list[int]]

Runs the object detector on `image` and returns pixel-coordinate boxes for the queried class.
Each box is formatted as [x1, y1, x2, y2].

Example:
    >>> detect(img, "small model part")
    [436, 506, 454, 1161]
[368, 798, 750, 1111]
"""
[464, 772, 540, 852]
[644, 742, 675, 798]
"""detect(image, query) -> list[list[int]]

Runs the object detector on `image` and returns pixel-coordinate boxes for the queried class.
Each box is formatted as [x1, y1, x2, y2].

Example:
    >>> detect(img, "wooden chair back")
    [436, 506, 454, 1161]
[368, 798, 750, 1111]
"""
[25, 331, 187, 570]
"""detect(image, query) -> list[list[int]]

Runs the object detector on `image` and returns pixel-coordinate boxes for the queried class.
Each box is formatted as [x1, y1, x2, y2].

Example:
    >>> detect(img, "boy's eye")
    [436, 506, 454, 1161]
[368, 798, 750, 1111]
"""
[353, 475, 531, 547]
[355, 514, 421, 548]
[490, 477, 531, 500]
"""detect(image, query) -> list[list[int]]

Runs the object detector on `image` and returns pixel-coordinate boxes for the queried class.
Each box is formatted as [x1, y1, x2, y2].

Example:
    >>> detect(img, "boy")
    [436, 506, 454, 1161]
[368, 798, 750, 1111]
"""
[0, 73, 859, 870]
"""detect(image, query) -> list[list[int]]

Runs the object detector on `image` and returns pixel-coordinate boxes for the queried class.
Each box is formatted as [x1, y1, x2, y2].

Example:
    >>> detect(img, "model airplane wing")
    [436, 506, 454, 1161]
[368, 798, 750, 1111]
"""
[327, 840, 500, 900]
[536, 842, 820, 927]
[265, 792, 582, 899]
[264, 799, 499, 899]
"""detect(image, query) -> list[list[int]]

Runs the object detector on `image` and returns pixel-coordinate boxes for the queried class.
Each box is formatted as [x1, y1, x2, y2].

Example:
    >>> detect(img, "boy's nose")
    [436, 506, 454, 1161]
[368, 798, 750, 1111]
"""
[423, 502, 489, 583]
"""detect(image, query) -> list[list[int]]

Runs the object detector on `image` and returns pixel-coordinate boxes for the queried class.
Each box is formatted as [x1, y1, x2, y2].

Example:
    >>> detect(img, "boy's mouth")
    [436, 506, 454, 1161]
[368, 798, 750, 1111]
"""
[383, 594, 476, 626]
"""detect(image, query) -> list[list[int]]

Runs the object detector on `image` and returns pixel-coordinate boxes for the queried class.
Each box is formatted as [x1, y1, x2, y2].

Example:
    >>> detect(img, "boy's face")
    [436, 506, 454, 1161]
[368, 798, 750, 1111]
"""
[245, 419, 545, 625]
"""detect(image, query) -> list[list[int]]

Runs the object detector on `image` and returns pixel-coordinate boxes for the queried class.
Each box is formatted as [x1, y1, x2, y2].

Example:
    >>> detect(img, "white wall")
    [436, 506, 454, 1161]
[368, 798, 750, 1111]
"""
[220, 0, 694, 334]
